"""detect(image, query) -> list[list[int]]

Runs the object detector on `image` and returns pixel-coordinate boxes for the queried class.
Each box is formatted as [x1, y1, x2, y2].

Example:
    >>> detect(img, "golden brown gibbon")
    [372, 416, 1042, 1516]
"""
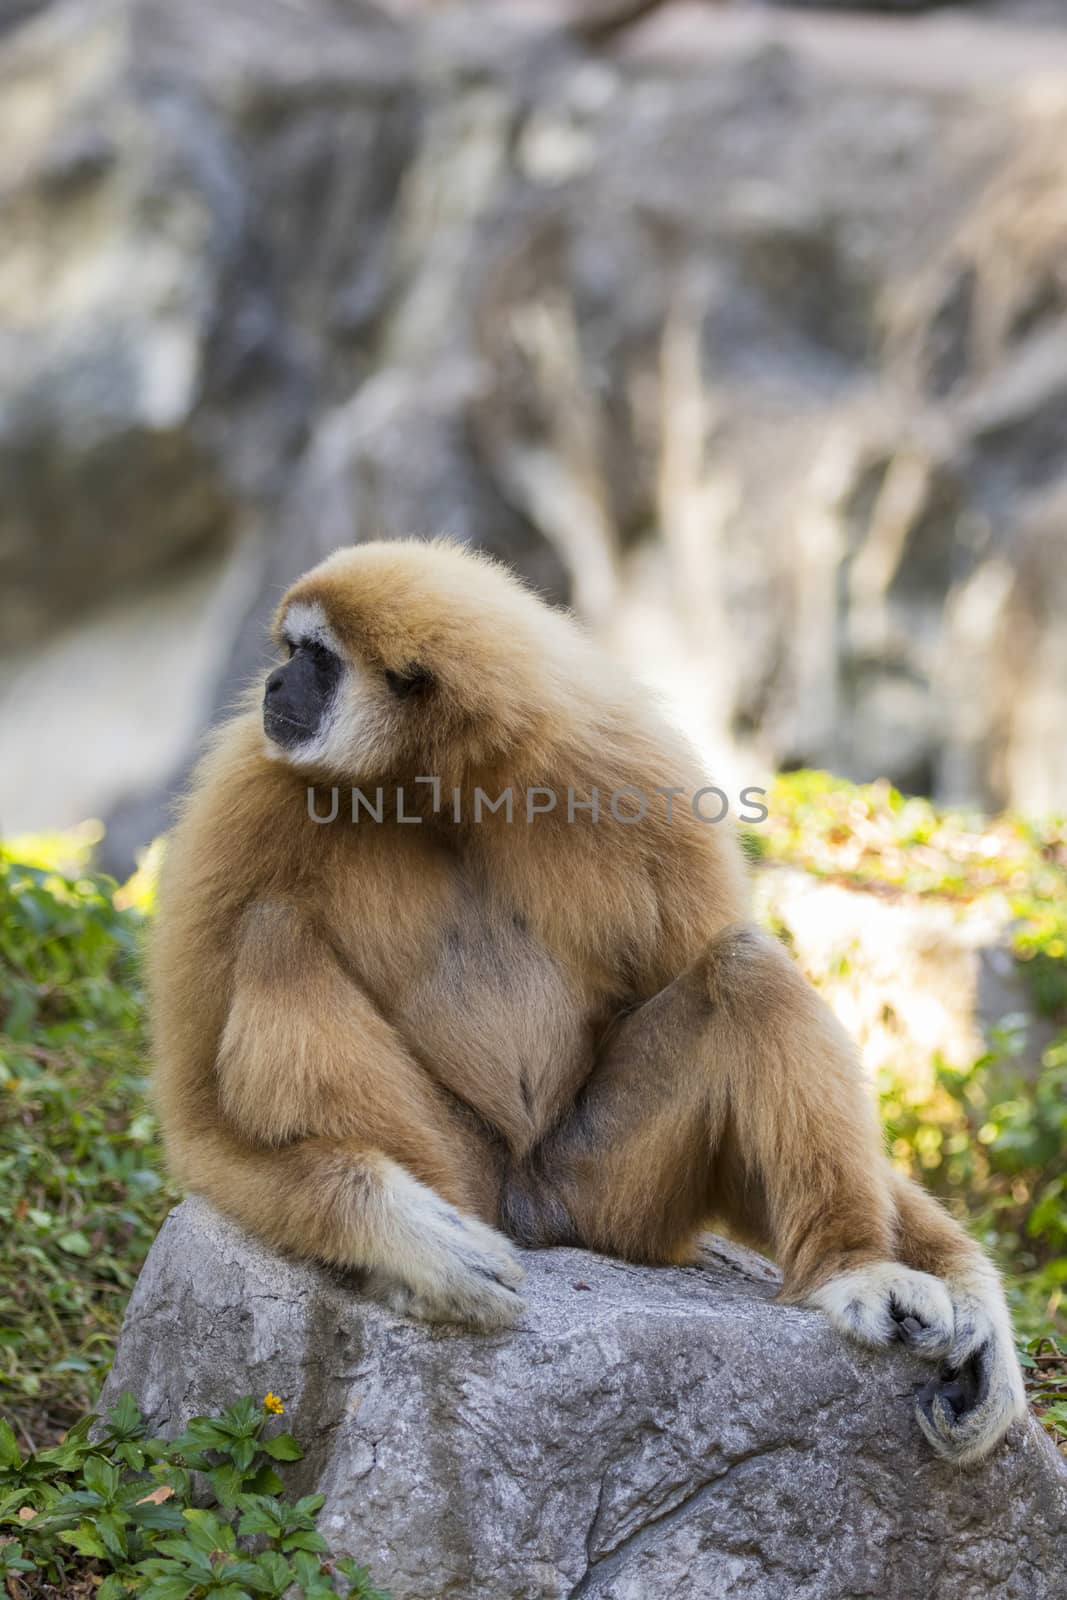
[151, 538, 1026, 1467]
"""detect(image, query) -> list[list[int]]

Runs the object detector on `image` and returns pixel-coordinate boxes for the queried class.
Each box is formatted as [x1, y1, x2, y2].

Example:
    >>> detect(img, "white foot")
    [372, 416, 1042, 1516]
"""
[810, 1261, 955, 1360]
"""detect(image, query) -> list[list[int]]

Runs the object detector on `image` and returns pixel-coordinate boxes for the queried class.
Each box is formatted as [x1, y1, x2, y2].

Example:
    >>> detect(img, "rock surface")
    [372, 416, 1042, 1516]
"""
[103, 1198, 1067, 1600]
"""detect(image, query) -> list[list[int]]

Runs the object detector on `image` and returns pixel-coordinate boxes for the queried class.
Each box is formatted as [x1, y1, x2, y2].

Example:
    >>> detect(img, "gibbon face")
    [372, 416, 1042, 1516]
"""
[263, 595, 433, 776]
[261, 538, 602, 782]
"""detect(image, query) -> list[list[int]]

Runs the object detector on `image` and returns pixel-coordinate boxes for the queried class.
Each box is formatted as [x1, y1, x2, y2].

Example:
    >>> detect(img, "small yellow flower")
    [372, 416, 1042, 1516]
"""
[263, 1392, 285, 1415]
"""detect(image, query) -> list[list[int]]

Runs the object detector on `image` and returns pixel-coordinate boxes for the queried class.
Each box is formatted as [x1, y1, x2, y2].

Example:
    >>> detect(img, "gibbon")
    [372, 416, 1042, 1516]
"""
[151, 538, 1026, 1467]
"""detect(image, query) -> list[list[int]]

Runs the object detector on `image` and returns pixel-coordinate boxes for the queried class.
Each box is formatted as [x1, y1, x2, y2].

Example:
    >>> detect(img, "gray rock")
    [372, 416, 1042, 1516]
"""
[103, 1198, 1067, 1600]
[0, 0, 309, 648]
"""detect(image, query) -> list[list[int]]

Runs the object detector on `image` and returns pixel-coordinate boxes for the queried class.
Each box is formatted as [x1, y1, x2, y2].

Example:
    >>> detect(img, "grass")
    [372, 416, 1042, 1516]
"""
[0, 833, 173, 1451]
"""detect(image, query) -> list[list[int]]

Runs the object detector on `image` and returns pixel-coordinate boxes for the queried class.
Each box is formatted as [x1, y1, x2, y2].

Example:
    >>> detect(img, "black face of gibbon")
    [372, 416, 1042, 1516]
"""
[263, 640, 343, 748]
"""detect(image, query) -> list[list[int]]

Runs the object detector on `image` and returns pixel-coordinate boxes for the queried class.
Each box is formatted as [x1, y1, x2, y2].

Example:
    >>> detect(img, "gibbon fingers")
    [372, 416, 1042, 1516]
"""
[150, 537, 1026, 1467]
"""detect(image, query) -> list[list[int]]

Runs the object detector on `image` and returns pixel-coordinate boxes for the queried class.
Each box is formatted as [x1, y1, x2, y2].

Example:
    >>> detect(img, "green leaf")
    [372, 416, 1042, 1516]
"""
[153, 1540, 217, 1575]
[48, 1487, 105, 1517]
[230, 1435, 257, 1472]
[221, 1396, 262, 1437]
[57, 1229, 92, 1256]
[58, 1414, 96, 1445]
[236, 1498, 283, 1539]
[211, 1460, 252, 1507]
[97, 1508, 130, 1559]
[108, 1392, 145, 1439]
[218, 1558, 267, 1585]
[59, 1523, 107, 1559]
[261, 1433, 302, 1462]
[83, 1454, 120, 1499]
[0, 1487, 33, 1520]
[132, 1501, 187, 1533]
[244, 1464, 284, 1497]
[334, 1558, 391, 1599]
[0, 1540, 35, 1577]
[139, 1579, 198, 1600]
[254, 1550, 292, 1589]
[183, 1506, 237, 1552]
[290, 1549, 322, 1586]
[174, 1419, 233, 1453]
[98, 1576, 134, 1600]
[280, 1529, 328, 1555]
[36, 1437, 94, 1472]
[0, 1419, 22, 1471]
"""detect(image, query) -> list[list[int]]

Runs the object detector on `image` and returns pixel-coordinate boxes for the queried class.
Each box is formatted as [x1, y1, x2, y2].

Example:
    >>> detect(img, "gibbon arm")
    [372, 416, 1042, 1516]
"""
[179, 900, 524, 1330]
[216, 901, 457, 1162]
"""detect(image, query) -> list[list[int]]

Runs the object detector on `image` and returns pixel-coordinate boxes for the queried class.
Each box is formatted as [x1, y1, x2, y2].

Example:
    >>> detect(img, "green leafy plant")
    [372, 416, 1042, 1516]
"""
[880, 1028, 1067, 1345]
[0, 844, 173, 1444]
[1020, 1337, 1067, 1448]
[0, 1392, 389, 1599]
[744, 771, 1067, 1012]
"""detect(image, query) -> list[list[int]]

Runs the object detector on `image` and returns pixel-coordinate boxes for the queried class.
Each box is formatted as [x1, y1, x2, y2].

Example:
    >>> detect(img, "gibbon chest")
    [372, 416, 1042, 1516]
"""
[328, 838, 617, 1153]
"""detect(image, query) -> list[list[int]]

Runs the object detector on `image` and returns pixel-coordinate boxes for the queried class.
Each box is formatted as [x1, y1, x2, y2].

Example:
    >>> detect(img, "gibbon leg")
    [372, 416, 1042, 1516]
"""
[505, 925, 1023, 1460]
[164, 901, 523, 1331]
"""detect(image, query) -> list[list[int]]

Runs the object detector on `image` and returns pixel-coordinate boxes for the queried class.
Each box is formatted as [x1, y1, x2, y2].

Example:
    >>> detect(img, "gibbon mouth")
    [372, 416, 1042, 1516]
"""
[263, 704, 316, 747]
[263, 638, 343, 748]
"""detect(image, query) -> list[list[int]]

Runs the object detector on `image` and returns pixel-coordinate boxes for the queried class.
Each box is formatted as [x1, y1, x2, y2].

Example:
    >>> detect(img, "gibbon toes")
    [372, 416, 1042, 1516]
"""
[371, 1266, 525, 1333]
[914, 1343, 1011, 1467]
[364, 1202, 526, 1333]
[809, 1262, 955, 1360]
[914, 1286, 1027, 1466]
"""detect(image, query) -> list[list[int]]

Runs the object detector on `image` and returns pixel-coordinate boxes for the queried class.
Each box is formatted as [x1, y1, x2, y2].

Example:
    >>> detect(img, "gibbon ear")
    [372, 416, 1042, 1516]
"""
[384, 662, 436, 700]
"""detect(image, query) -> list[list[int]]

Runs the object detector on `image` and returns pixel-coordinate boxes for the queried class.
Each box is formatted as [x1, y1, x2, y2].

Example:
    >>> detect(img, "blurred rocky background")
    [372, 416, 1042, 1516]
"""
[1, 0, 1066, 873]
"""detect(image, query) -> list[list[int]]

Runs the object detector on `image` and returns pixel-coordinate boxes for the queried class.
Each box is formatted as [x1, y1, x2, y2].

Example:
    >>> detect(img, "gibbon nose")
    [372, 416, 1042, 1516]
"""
[265, 667, 286, 697]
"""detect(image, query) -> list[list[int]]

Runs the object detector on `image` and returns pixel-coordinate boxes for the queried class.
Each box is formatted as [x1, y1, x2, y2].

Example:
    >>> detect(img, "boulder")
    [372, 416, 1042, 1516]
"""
[102, 1197, 1067, 1600]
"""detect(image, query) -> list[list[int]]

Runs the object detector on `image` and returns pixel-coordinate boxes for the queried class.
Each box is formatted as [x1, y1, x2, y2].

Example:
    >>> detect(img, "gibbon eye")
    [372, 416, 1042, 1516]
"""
[384, 663, 434, 700]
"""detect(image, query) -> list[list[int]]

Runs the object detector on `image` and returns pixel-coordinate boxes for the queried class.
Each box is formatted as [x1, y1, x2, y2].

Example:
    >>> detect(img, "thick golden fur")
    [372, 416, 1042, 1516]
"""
[151, 538, 1026, 1465]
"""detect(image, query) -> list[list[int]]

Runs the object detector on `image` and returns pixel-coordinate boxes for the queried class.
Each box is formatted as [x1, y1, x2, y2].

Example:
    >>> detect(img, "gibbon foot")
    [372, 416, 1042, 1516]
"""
[363, 1199, 526, 1333]
[808, 1262, 955, 1360]
[812, 1263, 1027, 1464]
[915, 1279, 1027, 1466]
